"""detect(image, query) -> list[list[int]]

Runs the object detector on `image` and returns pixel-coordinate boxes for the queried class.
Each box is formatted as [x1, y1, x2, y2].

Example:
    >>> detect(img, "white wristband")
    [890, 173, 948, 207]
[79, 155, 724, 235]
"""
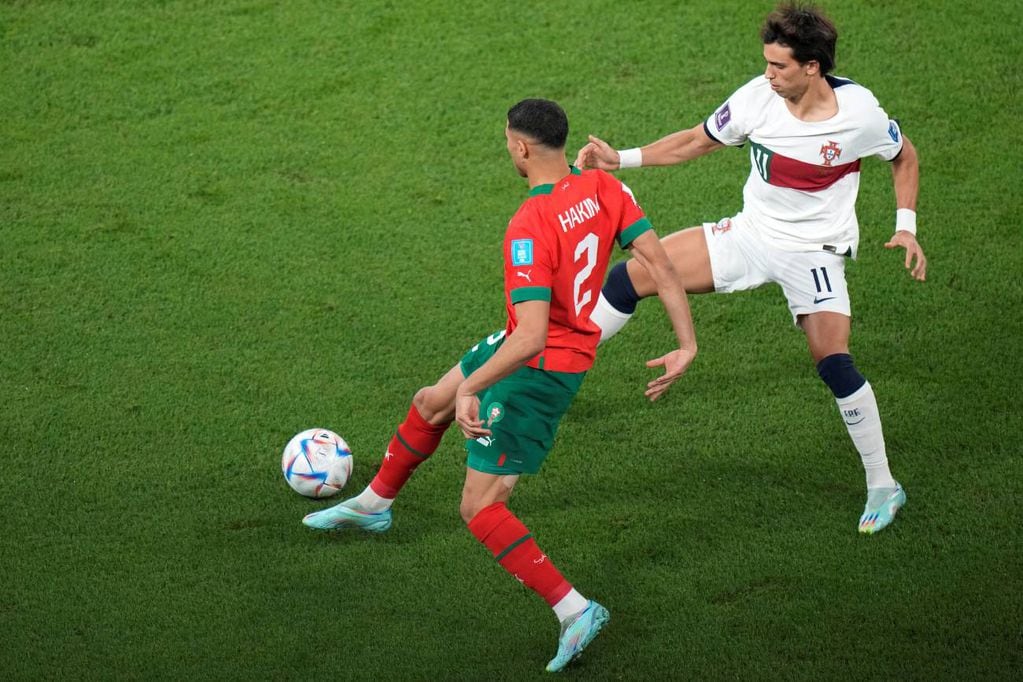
[895, 208, 917, 235]
[617, 147, 643, 169]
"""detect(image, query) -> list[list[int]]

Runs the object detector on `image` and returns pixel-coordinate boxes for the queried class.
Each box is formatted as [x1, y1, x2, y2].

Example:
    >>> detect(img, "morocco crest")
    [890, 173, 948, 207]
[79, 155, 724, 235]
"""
[819, 140, 842, 166]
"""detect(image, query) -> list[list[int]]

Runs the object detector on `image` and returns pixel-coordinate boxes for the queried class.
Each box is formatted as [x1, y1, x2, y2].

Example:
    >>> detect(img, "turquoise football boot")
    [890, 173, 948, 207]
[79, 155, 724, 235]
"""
[858, 483, 906, 534]
[545, 600, 610, 673]
[302, 498, 392, 533]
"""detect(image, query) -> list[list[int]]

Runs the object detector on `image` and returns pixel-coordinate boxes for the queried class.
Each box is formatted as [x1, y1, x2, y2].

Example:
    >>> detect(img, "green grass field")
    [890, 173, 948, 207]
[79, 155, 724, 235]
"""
[2, 1, 1021, 679]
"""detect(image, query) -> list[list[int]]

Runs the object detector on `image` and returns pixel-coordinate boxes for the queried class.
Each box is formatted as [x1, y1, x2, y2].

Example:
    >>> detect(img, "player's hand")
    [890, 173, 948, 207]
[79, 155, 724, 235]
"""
[644, 347, 697, 401]
[455, 389, 491, 440]
[573, 135, 621, 171]
[884, 230, 927, 281]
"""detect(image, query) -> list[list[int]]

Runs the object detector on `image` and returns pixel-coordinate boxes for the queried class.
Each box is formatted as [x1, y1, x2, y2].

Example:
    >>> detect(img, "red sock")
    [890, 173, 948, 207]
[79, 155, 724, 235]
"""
[468, 502, 572, 606]
[369, 404, 448, 498]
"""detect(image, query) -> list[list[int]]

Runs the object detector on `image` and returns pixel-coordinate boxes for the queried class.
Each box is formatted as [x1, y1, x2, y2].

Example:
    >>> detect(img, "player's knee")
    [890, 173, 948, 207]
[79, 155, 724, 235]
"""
[816, 353, 866, 399]
[412, 386, 454, 426]
[460, 484, 512, 525]
[460, 497, 484, 525]
[603, 261, 642, 314]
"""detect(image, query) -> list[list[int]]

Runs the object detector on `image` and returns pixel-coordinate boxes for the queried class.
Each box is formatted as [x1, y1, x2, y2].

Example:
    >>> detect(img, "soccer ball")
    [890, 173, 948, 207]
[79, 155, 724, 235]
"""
[281, 428, 353, 498]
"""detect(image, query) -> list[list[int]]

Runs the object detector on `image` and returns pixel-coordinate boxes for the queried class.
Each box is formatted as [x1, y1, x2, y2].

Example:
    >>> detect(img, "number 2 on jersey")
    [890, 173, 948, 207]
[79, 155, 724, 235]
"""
[573, 233, 599, 316]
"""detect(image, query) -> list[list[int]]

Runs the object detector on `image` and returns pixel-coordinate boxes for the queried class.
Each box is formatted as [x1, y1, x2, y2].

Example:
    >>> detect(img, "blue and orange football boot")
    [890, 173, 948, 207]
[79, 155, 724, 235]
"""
[858, 483, 906, 534]
[545, 600, 610, 673]
[302, 498, 392, 533]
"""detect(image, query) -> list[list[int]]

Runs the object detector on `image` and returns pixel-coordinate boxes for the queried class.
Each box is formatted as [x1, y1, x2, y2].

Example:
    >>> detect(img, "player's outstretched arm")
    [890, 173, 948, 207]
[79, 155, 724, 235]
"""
[885, 135, 927, 281]
[454, 300, 550, 439]
[574, 124, 722, 171]
[627, 230, 698, 401]
[572, 135, 622, 171]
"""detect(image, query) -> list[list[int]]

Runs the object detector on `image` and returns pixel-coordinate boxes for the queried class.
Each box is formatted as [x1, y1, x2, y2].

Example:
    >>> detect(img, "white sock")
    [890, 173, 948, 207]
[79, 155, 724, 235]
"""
[835, 382, 897, 490]
[591, 293, 633, 343]
[553, 589, 589, 624]
[351, 486, 393, 513]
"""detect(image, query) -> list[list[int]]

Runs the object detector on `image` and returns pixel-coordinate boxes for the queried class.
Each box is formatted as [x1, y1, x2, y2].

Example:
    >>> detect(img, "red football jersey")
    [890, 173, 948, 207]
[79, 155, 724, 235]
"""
[503, 167, 652, 373]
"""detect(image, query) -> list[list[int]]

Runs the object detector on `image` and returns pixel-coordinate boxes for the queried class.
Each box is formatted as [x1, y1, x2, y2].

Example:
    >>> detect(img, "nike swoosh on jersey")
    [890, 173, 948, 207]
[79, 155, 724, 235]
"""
[813, 296, 836, 304]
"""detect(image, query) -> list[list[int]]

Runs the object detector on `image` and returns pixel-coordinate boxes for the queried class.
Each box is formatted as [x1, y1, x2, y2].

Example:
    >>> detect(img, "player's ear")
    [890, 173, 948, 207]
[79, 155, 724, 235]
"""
[517, 138, 530, 159]
[804, 59, 820, 76]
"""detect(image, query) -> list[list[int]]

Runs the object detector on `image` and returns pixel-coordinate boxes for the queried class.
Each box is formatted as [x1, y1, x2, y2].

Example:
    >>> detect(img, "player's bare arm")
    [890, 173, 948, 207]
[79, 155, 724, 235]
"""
[573, 123, 723, 171]
[627, 230, 698, 401]
[885, 134, 927, 281]
[454, 300, 550, 438]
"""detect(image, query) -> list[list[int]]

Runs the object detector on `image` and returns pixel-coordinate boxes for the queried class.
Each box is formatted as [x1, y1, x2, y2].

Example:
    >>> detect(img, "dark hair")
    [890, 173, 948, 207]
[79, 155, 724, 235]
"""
[507, 99, 569, 149]
[761, 3, 838, 74]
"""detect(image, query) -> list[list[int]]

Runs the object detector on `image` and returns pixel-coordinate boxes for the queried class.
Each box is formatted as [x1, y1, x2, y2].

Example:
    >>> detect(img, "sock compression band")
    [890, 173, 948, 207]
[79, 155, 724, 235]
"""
[603, 261, 641, 314]
[816, 353, 866, 399]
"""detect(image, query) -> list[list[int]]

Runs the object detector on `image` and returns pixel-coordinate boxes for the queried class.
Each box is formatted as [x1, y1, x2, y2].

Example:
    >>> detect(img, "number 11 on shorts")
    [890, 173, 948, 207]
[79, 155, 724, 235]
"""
[812, 267, 834, 304]
[812, 267, 832, 293]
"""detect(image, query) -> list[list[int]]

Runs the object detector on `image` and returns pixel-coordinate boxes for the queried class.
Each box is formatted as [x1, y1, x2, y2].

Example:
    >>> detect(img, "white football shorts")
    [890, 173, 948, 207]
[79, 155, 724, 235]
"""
[702, 213, 851, 322]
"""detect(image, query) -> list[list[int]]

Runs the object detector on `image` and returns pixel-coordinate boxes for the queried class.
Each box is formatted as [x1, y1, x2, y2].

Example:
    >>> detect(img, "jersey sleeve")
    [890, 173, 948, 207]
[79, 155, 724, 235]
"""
[704, 76, 759, 146]
[848, 87, 904, 161]
[615, 180, 652, 248]
[505, 213, 554, 304]
[595, 170, 652, 249]
[865, 110, 905, 161]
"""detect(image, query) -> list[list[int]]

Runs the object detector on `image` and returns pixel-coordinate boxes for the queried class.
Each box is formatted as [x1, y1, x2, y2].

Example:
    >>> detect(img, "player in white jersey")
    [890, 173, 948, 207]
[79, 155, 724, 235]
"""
[575, 2, 927, 534]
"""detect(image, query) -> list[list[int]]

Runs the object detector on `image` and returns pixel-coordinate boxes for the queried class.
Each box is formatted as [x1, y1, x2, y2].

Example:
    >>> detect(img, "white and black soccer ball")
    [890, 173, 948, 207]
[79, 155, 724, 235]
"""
[281, 428, 353, 498]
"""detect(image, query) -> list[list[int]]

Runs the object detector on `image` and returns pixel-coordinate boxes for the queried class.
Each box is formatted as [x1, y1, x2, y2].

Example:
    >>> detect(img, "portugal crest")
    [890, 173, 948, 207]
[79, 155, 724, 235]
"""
[819, 140, 842, 167]
[711, 218, 733, 236]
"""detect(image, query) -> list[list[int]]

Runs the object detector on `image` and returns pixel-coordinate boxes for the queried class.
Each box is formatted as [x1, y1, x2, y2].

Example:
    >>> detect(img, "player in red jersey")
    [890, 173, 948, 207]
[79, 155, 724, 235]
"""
[303, 99, 697, 672]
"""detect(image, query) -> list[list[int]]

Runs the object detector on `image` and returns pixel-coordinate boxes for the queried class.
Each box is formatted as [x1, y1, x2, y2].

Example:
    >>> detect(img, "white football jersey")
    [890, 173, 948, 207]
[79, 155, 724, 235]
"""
[704, 75, 903, 257]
